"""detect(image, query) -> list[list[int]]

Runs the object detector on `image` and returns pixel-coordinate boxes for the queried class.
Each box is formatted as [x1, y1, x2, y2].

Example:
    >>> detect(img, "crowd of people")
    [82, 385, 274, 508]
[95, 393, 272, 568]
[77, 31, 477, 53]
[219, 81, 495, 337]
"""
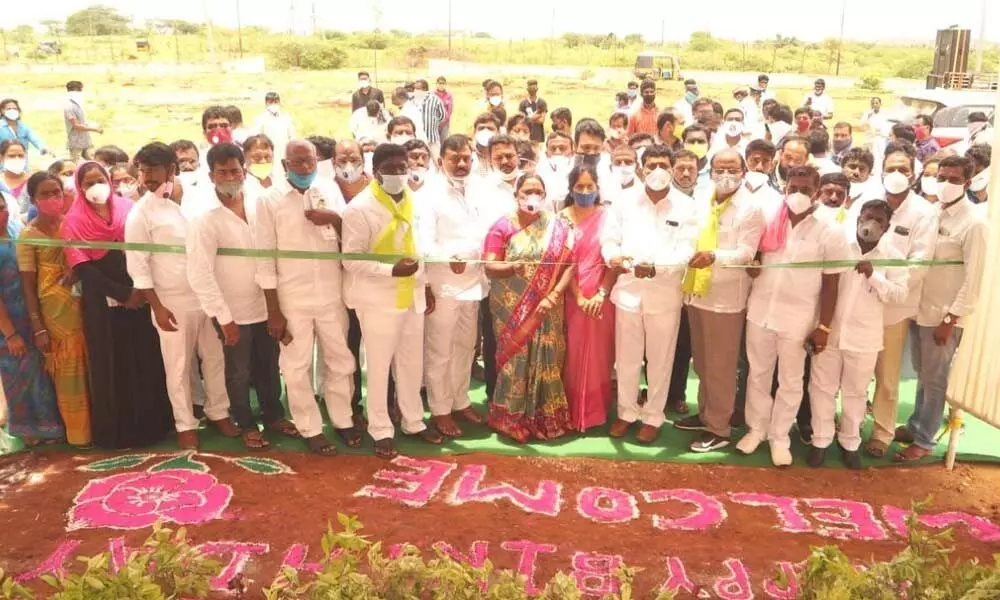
[0, 70, 992, 468]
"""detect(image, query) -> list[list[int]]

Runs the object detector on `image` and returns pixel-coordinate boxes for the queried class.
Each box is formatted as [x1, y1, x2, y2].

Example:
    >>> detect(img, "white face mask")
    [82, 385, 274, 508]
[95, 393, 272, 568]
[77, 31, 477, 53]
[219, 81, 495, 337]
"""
[337, 164, 362, 184]
[2, 157, 26, 175]
[390, 134, 414, 146]
[518, 193, 542, 214]
[970, 170, 989, 193]
[883, 171, 911, 195]
[938, 181, 966, 204]
[645, 167, 671, 192]
[363, 151, 374, 175]
[500, 168, 521, 183]
[266, 104, 280, 115]
[380, 173, 407, 195]
[359, 79, 371, 90]
[117, 183, 138, 198]
[3, 109, 19, 121]
[488, 95, 503, 107]
[60, 176, 75, 191]
[768, 121, 791, 143]
[785, 192, 814, 214]
[409, 167, 428, 183]
[724, 121, 745, 138]
[609, 127, 624, 140]
[745, 171, 769, 190]
[85, 183, 111, 205]
[68, 91, 84, 104]
[920, 176, 939, 197]
[713, 173, 743, 195]
[474, 129, 495, 148]
[613, 164, 636, 186]
[546, 155, 571, 172]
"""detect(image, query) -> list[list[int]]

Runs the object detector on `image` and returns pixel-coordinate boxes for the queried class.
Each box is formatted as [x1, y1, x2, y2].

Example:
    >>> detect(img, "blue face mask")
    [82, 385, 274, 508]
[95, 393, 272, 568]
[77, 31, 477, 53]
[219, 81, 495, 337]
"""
[572, 191, 598, 207]
[287, 170, 317, 190]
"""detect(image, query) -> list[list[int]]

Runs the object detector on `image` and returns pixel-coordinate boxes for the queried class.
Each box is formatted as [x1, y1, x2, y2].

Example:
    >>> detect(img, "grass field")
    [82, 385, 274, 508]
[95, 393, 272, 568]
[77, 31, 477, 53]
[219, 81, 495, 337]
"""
[11, 70, 885, 160]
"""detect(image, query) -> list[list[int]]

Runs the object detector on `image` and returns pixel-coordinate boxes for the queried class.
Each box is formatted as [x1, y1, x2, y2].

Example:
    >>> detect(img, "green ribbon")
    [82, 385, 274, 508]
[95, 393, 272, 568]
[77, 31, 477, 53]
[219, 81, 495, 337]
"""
[9, 237, 964, 269]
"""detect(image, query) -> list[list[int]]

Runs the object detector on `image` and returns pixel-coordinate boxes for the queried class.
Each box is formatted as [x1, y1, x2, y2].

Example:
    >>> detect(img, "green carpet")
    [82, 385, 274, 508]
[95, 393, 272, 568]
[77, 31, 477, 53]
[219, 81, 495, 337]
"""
[4, 375, 999, 469]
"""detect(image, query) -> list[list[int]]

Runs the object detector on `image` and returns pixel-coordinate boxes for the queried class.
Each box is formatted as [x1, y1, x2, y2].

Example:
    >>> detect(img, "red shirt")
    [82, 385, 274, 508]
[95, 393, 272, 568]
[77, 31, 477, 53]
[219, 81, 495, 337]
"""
[627, 103, 659, 136]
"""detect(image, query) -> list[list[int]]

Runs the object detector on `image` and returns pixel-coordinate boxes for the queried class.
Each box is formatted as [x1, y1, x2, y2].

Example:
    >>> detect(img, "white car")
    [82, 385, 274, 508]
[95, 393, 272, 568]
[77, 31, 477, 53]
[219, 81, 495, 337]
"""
[888, 89, 995, 150]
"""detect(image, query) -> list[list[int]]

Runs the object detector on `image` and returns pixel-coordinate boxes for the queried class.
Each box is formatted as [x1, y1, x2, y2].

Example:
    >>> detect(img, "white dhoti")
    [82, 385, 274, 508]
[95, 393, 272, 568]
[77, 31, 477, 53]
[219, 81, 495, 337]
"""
[808, 347, 878, 451]
[745, 321, 808, 450]
[424, 297, 479, 416]
[614, 307, 682, 428]
[152, 308, 229, 432]
[281, 305, 356, 437]
[357, 308, 427, 441]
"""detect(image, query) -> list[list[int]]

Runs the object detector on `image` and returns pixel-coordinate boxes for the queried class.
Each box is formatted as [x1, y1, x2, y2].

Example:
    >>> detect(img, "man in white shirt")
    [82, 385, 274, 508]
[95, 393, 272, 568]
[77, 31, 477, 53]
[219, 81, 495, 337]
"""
[255, 139, 356, 455]
[709, 109, 748, 158]
[253, 92, 296, 165]
[808, 200, 908, 469]
[894, 155, 987, 462]
[864, 143, 939, 457]
[840, 147, 882, 211]
[807, 130, 841, 176]
[605, 144, 640, 207]
[390, 87, 427, 143]
[601, 144, 700, 444]
[423, 134, 490, 437]
[674, 149, 763, 452]
[802, 79, 834, 120]
[537, 131, 574, 207]
[350, 100, 389, 144]
[341, 143, 445, 459]
[186, 142, 298, 450]
[125, 142, 238, 449]
[737, 165, 852, 467]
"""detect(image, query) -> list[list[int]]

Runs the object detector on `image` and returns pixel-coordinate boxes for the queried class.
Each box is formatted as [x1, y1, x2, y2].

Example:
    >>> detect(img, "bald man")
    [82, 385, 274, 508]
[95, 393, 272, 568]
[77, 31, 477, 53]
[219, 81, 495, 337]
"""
[255, 139, 356, 454]
[674, 149, 764, 453]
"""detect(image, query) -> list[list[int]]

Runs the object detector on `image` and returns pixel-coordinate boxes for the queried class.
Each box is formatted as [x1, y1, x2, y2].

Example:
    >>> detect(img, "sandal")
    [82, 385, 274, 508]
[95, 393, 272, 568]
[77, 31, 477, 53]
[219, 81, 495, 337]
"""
[335, 427, 363, 448]
[453, 406, 485, 425]
[432, 415, 463, 438]
[241, 430, 270, 450]
[864, 439, 889, 458]
[265, 419, 301, 439]
[408, 427, 445, 445]
[373, 438, 398, 460]
[893, 444, 932, 463]
[305, 434, 337, 457]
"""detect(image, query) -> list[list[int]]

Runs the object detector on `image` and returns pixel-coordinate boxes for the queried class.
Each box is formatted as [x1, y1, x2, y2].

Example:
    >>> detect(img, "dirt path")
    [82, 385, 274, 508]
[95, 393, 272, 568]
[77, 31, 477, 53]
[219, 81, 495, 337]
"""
[1, 450, 998, 598]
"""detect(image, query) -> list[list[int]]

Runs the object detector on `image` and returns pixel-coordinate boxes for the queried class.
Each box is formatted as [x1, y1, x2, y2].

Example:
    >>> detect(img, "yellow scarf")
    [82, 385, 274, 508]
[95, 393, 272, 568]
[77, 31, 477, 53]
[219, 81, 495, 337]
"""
[682, 191, 734, 297]
[371, 180, 416, 309]
[836, 206, 847, 223]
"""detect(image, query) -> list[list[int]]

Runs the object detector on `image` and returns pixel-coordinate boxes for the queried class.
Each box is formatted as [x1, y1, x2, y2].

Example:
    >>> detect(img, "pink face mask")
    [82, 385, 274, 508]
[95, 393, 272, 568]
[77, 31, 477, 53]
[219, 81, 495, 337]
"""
[37, 196, 66, 218]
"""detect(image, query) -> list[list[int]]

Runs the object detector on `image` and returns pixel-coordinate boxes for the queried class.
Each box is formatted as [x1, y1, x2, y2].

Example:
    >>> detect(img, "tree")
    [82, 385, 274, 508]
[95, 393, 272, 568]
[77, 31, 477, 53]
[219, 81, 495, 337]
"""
[823, 37, 841, 72]
[10, 25, 35, 44]
[159, 19, 202, 35]
[65, 5, 131, 36]
[623, 33, 643, 45]
[39, 19, 64, 37]
[687, 32, 717, 52]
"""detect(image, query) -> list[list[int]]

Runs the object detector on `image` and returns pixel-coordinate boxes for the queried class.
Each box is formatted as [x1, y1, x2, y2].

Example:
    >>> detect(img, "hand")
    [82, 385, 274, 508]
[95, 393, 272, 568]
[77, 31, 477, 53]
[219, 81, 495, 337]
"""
[688, 251, 716, 269]
[153, 305, 178, 332]
[933, 321, 954, 347]
[266, 311, 287, 342]
[608, 255, 632, 272]
[392, 257, 419, 277]
[855, 261, 873, 279]
[95, 127, 104, 134]
[449, 260, 467, 274]
[536, 294, 557, 315]
[5, 332, 26, 358]
[807, 328, 829, 355]
[33, 330, 51, 353]
[220, 321, 240, 346]
[425, 288, 436, 315]
[304, 208, 339, 227]
[634, 263, 656, 279]
[59, 271, 77, 288]
[579, 294, 603, 319]
[124, 289, 145, 309]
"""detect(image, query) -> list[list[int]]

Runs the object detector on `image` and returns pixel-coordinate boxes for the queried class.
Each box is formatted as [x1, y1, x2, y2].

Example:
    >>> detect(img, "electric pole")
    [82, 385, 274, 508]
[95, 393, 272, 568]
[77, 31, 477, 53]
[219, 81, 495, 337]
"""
[447, 0, 452, 58]
[835, 0, 846, 75]
[203, 0, 216, 63]
[236, 0, 244, 59]
[311, 1, 318, 36]
[974, 0, 986, 73]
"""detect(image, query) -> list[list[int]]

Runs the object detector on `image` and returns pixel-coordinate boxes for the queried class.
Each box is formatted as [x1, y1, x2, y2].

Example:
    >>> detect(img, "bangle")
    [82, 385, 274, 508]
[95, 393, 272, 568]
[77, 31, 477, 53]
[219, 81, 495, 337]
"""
[817, 324, 832, 334]
[33, 329, 48, 336]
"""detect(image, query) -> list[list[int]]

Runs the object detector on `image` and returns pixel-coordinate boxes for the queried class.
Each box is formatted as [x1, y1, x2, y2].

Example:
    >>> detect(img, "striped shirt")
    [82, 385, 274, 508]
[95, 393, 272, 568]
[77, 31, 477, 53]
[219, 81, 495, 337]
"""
[417, 93, 446, 145]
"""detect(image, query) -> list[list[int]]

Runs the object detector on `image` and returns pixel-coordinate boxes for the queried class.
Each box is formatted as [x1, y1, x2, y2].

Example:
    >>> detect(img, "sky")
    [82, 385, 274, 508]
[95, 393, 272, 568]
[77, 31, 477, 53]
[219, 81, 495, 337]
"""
[13, 0, 999, 45]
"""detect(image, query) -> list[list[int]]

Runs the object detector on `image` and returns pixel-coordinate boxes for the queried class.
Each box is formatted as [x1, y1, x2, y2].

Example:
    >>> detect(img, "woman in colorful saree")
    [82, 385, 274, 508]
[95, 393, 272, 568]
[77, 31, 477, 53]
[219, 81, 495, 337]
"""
[16, 171, 92, 446]
[0, 187, 64, 445]
[559, 164, 619, 432]
[483, 173, 574, 443]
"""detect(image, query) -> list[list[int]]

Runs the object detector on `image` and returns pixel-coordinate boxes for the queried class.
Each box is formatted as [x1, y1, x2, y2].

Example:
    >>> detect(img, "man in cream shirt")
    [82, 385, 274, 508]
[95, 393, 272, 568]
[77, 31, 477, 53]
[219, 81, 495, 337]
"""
[601, 144, 699, 445]
[423, 134, 490, 437]
[255, 139, 356, 456]
[341, 143, 445, 459]
[125, 142, 237, 450]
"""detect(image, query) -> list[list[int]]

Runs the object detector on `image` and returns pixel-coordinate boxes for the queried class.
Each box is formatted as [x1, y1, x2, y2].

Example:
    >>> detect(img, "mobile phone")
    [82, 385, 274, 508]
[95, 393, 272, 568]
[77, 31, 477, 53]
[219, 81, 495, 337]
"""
[803, 339, 816, 355]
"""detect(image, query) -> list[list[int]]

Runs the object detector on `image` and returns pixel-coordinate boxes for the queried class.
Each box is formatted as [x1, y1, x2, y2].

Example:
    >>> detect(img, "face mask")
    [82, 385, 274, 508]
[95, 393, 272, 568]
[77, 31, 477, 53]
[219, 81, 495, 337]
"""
[672, 123, 685, 139]
[500, 168, 521, 183]
[914, 126, 928, 141]
[724, 121, 744, 137]
[645, 167, 671, 192]
[518, 193, 542, 214]
[857, 219, 885, 244]
[627, 89, 637, 99]
[117, 183, 138, 199]
[60, 176, 75, 191]
[643, 94, 656, 106]
[572, 190, 598, 207]
[547, 155, 571, 172]
[447, 174, 468, 189]
[3, 158, 26, 175]
[248, 162, 272, 181]
[577, 154, 600, 168]
[475, 129, 495, 148]
[390, 134, 413, 145]
[613, 164, 636, 186]
[410, 167, 428, 184]
[883, 171, 911, 195]
[833, 139, 851, 152]
[337, 164, 362, 183]
[3, 109, 19, 121]
[684, 91, 698, 104]
[379, 173, 407, 195]
[488, 95, 503, 107]
[287, 170, 318, 190]
[363, 151, 374, 175]
[152, 181, 173, 198]
[37, 196, 65, 218]
[216, 181, 243, 199]
[920, 176, 939, 197]
[938, 181, 966, 203]
[266, 104, 280, 115]
[768, 122, 791, 143]
[745, 171, 770, 190]
[359, 80, 371, 89]
[414, 91, 427, 101]
[85, 183, 111, 205]
[685, 143, 708, 160]
[713, 173, 743, 195]
[970, 170, 989, 193]
[206, 127, 233, 146]
[785, 192, 814, 215]
[68, 91, 84, 104]
[609, 127, 624, 140]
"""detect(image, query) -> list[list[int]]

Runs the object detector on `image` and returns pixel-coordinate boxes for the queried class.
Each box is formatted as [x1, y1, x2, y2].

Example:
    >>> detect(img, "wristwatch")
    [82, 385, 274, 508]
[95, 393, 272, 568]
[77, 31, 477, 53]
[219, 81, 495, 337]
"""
[817, 323, 832, 334]
[943, 314, 958, 326]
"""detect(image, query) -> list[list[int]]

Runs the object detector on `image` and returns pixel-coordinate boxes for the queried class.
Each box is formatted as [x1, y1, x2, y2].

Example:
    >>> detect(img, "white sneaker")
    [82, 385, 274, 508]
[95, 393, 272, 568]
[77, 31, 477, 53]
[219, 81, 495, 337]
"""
[736, 430, 765, 455]
[770, 444, 793, 467]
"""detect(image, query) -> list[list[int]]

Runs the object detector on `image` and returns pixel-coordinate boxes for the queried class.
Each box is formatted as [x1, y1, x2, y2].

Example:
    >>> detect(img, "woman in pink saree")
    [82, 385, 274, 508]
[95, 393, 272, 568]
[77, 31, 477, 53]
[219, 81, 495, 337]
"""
[560, 164, 619, 431]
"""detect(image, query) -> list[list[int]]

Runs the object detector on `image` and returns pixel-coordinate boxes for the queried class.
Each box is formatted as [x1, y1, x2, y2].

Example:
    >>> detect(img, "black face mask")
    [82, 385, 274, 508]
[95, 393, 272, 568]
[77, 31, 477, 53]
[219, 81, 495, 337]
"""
[576, 154, 600, 168]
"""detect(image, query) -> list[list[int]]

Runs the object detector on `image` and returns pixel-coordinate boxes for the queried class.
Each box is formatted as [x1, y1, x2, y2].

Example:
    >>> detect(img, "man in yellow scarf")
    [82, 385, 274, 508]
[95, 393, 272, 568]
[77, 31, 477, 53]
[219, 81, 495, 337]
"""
[675, 149, 765, 454]
[340, 143, 445, 460]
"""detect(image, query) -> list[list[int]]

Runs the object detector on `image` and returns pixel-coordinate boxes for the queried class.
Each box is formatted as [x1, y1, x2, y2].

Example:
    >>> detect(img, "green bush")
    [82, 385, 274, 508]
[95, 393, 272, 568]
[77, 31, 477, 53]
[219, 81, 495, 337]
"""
[856, 73, 884, 92]
[268, 40, 347, 70]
